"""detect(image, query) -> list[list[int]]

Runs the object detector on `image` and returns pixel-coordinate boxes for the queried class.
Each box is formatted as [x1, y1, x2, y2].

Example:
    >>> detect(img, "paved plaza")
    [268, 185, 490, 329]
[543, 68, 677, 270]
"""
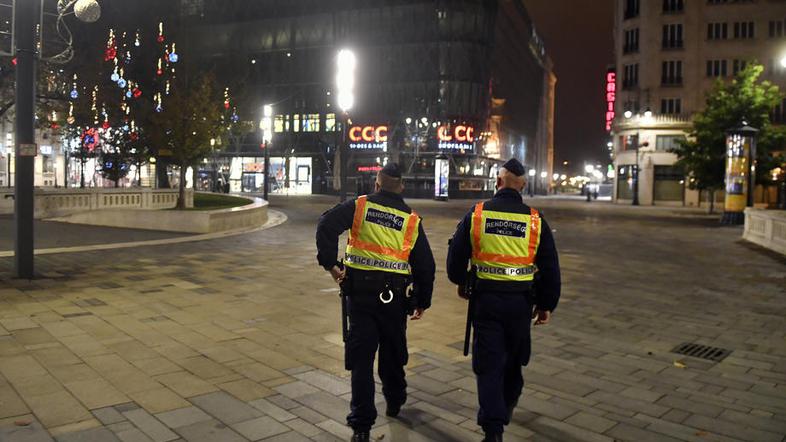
[0, 196, 784, 441]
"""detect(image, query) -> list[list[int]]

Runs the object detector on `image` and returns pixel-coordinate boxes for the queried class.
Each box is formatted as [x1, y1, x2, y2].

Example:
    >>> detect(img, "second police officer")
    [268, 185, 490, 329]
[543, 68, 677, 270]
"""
[447, 158, 561, 442]
[316, 163, 436, 442]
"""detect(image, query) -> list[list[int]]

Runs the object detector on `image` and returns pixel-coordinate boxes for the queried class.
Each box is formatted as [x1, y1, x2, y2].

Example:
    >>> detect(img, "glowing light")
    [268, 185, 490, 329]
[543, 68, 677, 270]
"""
[540, 171, 548, 179]
[405, 117, 412, 124]
[336, 49, 356, 112]
[70, 89, 79, 99]
[528, 169, 536, 177]
[624, 110, 633, 119]
[604, 68, 616, 132]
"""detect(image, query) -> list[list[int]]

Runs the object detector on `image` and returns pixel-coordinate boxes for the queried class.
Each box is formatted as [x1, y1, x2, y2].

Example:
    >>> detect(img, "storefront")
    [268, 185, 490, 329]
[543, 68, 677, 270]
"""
[227, 155, 313, 195]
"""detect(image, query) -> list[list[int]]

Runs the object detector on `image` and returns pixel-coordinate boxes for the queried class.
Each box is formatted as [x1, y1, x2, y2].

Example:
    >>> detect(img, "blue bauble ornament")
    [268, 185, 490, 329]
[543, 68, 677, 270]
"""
[70, 89, 79, 99]
[117, 79, 127, 88]
[169, 53, 179, 63]
[126, 90, 133, 98]
[111, 73, 120, 82]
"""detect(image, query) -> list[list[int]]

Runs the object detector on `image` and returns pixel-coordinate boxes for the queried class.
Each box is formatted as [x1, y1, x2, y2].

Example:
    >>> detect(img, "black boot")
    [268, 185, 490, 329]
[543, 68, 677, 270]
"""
[482, 432, 503, 442]
[351, 429, 370, 442]
[385, 401, 402, 417]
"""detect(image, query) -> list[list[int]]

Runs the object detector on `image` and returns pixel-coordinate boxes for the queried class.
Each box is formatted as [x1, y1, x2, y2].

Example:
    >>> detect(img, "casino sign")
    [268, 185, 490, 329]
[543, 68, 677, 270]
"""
[349, 125, 388, 151]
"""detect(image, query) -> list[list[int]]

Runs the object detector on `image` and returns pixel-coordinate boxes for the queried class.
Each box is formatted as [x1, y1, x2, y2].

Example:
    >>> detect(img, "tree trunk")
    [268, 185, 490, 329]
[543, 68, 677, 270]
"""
[80, 160, 85, 188]
[709, 189, 715, 214]
[176, 165, 187, 209]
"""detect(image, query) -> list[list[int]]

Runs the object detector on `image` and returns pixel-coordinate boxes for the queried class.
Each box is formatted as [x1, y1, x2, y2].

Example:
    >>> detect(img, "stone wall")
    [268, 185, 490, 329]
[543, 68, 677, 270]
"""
[743, 208, 786, 256]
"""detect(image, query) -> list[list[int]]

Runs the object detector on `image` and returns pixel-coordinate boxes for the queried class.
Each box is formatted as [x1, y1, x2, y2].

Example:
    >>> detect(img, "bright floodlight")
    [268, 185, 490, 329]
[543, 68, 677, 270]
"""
[263, 104, 273, 118]
[624, 110, 633, 119]
[780, 54, 786, 68]
[74, 0, 101, 23]
[528, 169, 536, 177]
[584, 164, 595, 174]
[540, 171, 547, 179]
[336, 49, 356, 112]
[261, 104, 273, 143]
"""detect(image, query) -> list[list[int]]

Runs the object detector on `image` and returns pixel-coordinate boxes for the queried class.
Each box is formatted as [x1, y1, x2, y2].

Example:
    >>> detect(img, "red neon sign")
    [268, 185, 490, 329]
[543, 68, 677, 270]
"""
[349, 125, 388, 143]
[605, 69, 616, 132]
[357, 165, 383, 172]
[438, 125, 475, 142]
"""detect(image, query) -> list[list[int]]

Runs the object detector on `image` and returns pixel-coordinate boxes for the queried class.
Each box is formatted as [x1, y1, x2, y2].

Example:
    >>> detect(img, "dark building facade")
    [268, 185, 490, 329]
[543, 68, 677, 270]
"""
[179, 0, 555, 198]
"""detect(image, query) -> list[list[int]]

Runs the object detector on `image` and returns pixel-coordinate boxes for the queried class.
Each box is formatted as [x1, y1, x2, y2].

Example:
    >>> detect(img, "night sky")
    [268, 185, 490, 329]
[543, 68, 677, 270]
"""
[522, 0, 615, 175]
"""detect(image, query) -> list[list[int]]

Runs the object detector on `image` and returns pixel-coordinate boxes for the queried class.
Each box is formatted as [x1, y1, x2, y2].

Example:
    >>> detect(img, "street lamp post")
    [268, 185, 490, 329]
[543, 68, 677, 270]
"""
[260, 104, 273, 200]
[336, 49, 356, 202]
[632, 143, 640, 206]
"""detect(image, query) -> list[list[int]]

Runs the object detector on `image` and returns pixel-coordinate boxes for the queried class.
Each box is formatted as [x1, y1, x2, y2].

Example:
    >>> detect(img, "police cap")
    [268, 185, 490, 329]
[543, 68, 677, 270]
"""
[380, 162, 402, 179]
[501, 158, 525, 177]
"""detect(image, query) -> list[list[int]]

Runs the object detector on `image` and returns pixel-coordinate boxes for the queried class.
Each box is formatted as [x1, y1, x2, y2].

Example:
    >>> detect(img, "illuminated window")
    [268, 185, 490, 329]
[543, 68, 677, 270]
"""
[293, 114, 300, 132]
[326, 113, 336, 132]
[303, 114, 320, 132]
[707, 23, 728, 40]
[274, 115, 285, 133]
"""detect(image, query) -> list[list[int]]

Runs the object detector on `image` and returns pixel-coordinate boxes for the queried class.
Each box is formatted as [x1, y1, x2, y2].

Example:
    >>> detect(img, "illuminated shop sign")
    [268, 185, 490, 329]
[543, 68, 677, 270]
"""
[357, 165, 383, 172]
[349, 125, 388, 150]
[605, 68, 616, 132]
[437, 125, 475, 151]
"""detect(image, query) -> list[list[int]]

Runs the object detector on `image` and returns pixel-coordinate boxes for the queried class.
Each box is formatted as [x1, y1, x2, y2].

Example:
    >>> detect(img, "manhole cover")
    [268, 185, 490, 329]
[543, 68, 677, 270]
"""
[671, 342, 732, 362]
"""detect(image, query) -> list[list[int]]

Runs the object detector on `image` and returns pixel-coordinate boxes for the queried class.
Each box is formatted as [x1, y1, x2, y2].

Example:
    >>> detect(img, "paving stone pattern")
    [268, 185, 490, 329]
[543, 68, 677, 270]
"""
[0, 196, 784, 441]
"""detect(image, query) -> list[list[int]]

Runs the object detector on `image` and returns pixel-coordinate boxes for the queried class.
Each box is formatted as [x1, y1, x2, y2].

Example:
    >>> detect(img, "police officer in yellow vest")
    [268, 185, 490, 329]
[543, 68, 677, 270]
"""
[316, 163, 435, 442]
[447, 158, 561, 442]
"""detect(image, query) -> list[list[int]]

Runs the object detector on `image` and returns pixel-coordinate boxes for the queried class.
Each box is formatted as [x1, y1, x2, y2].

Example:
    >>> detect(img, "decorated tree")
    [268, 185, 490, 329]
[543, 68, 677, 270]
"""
[671, 64, 785, 213]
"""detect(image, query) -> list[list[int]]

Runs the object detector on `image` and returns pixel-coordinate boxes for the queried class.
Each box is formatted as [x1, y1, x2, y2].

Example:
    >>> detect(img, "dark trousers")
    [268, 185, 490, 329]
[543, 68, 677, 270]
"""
[345, 291, 408, 431]
[472, 292, 532, 434]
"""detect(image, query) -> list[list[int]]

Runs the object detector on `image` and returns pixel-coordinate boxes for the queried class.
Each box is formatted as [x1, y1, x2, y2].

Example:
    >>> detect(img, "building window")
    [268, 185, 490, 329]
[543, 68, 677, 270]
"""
[617, 165, 635, 200]
[292, 114, 300, 132]
[663, 0, 684, 13]
[733, 21, 755, 39]
[274, 115, 287, 133]
[303, 114, 320, 132]
[661, 61, 683, 85]
[623, 63, 639, 88]
[624, 0, 639, 19]
[660, 98, 682, 114]
[662, 24, 684, 48]
[656, 135, 686, 151]
[624, 28, 640, 53]
[707, 22, 728, 40]
[732, 59, 749, 75]
[654, 165, 684, 201]
[769, 20, 786, 38]
[325, 113, 336, 132]
[772, 98, 786, 124]
[42, 155, 54, 174]
[706, 59, 728, 77]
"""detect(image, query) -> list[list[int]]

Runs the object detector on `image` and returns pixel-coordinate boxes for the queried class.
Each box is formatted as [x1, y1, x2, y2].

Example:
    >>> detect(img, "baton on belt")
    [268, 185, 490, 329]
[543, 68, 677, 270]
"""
[462, 268, 477, 356]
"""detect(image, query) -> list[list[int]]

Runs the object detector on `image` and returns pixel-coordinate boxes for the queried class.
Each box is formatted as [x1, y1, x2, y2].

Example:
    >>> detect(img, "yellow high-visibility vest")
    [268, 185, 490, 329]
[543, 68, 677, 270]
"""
[344, 195, 420, 275]
[469, 202, 542, 281]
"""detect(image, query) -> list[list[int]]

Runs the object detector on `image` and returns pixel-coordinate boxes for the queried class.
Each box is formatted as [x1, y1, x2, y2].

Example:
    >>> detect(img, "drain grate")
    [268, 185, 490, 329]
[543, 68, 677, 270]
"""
[671, 342, 732, 362]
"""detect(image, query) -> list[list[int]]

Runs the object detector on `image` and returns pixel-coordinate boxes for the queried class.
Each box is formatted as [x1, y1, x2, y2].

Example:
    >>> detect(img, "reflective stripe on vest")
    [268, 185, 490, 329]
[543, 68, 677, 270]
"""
[470, 202, 541, 281]
[344, 195, 420, 275]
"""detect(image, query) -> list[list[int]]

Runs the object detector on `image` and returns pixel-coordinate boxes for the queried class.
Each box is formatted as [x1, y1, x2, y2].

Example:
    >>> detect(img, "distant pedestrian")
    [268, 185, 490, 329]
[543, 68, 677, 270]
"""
[316, 163, 436, 442]
[446, 158, 561, 442]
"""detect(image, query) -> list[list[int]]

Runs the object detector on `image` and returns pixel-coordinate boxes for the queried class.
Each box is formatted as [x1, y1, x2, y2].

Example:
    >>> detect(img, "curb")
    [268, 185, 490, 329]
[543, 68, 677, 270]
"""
[0, 209, 287, 258]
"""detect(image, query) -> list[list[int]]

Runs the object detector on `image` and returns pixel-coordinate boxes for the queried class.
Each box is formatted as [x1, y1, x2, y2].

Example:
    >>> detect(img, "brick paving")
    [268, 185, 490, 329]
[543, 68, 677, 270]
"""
[0, 195, 784, 441]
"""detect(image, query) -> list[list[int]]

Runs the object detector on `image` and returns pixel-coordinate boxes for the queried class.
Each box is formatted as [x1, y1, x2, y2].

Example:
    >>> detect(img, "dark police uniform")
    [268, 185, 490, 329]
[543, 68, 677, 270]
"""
[446, 160, 560, 439]
[316, 167, 435, 435]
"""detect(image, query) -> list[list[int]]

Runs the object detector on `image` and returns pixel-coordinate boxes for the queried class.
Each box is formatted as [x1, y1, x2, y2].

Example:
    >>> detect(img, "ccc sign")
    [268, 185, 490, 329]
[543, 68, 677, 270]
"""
[349, 125, 388, 143]
[438, 125, 475, 143]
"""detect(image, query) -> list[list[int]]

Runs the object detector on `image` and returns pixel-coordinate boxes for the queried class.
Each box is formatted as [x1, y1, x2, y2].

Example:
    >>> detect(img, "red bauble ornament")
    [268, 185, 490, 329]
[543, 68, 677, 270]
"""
[133, 88, 142, 98]
[130, 132, 139, 141]
[224, 100, 230, 110]
[102, 121, 110, 129]
[156, 69, 163, 76]
[104, 48, 117, 62]
[11, 58, 17, 66]
[157, 35, 165, 43]
[50, 123, 59, 130]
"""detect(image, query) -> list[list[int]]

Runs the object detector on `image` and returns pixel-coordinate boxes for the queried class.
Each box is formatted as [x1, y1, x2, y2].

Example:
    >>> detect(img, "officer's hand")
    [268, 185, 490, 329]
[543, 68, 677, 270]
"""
[410, 308, 425, 320]
[532, 309, 551, 326]
[329, 266, 346, 285]
[457, 285, 469, 300]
